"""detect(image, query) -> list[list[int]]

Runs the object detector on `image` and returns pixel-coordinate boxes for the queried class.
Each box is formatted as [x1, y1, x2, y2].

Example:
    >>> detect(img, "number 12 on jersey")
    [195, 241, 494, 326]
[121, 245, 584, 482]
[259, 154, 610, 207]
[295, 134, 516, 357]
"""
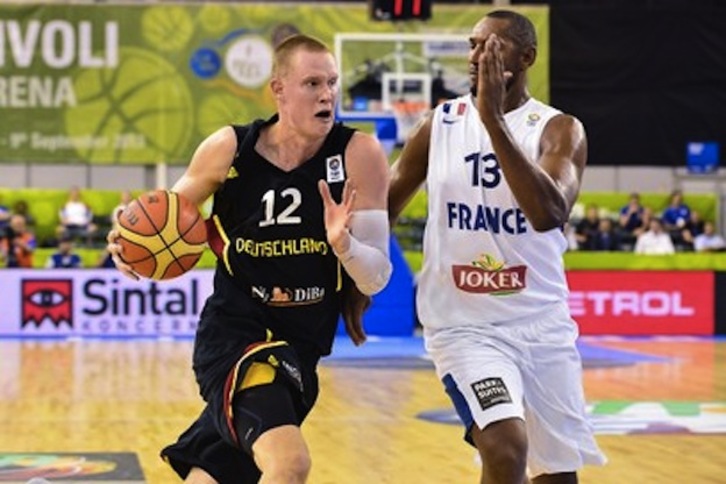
[259, 188, 302, 227]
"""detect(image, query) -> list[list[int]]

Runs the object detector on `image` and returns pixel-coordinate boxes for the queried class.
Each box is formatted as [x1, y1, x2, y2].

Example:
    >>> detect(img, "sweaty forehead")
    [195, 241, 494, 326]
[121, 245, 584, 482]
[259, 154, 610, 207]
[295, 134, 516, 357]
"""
[285, 49, 337, 76]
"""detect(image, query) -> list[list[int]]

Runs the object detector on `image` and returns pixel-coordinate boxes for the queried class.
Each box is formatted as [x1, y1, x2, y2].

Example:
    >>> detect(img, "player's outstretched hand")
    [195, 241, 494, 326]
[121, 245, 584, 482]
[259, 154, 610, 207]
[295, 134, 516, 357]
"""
[318, 179, 355, 254]
[106, 228, 139, 281]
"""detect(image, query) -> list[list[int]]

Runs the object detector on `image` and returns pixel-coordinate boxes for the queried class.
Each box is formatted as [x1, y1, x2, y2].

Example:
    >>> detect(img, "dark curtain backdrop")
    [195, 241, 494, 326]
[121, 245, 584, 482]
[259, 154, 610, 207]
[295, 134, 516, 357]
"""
[550, 5, 726, 166]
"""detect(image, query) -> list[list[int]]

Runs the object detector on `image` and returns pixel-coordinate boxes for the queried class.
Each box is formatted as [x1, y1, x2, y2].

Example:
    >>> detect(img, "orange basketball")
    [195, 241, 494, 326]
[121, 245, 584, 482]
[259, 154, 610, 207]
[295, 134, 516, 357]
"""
[116, 190, 207, 280]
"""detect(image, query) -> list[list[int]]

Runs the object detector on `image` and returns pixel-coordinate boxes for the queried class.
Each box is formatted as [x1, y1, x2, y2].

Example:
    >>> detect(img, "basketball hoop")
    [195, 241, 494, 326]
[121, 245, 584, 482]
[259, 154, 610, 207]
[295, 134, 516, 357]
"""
[391, 99, 429, 144]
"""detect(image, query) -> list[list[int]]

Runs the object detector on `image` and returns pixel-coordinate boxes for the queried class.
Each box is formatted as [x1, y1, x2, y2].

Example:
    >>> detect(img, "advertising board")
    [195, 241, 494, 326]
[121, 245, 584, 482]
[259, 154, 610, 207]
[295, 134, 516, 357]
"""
[0, 269, 211, 338]
[567, 271, 714, 335]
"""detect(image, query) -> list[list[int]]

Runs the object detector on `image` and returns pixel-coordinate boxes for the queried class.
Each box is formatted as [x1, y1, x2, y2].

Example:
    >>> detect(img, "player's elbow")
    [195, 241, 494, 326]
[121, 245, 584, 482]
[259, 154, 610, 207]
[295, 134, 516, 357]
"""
[356, 260, 393, 296]
[537, 190, 573, 231]
[530, 216, 565, 232]
[529, 204, 569, 232]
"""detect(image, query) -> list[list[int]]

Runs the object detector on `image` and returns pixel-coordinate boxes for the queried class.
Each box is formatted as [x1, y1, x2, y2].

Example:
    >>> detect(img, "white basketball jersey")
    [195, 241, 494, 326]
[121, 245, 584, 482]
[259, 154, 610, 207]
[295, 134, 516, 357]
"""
[417, 94, 570, 328]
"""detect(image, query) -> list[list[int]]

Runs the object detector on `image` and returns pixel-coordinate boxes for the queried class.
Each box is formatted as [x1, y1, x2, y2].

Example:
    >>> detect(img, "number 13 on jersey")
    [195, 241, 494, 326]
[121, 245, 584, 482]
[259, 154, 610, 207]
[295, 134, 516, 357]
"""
[464, 152, 501, 188]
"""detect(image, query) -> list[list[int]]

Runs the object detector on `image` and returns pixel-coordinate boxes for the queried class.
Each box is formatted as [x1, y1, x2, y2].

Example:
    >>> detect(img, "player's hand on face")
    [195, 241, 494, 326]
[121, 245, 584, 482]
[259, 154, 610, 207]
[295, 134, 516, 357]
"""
[477, 34, 512, 122]
[318, 179, 355, 254]
[106, 229, 139, 281]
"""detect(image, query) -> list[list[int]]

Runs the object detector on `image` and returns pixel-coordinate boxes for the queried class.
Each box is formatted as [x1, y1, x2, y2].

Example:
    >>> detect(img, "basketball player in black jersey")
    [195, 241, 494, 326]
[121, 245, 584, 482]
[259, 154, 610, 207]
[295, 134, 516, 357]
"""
[107, 35, 391, 483]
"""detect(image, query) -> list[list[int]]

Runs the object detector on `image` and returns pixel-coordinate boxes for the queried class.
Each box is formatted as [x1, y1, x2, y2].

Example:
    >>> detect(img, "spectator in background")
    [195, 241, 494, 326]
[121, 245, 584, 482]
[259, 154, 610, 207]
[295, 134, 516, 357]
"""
[618, 192, 645, 248]
[634, 217, 675, 255]
[46, 236, 83, 269]
[563, 221, 579, 251]
[636, 206, 653, 233]
[661, 189, 693, 249]
[12, 200, 35, 229]
[56, 186, 98, 246]
[0, 196, 10, 238]
[592, 218, 620, 251]
[693, 221, 725, 253]
[97, 248, 117, 268]
[0, 214, 36, 268]
[686, 210, 705, 239]
[111, 190, 133, 227]
[625, 205, 654, 247]
[575, 204, 600, 250]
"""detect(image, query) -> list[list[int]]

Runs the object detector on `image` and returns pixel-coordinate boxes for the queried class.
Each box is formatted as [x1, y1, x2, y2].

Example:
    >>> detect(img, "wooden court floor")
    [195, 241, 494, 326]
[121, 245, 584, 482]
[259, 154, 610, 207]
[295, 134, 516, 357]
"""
[0, 336, 724, 483]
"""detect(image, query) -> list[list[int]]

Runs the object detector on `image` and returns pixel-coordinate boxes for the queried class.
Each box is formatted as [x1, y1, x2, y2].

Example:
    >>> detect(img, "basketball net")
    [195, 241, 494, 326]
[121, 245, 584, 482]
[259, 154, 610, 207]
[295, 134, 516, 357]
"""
[391, 99, 429, 144]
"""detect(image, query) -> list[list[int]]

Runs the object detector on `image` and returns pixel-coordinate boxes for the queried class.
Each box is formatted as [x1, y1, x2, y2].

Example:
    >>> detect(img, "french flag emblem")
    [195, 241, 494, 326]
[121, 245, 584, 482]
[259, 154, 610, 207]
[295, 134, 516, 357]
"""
[442, 102, 466, 124]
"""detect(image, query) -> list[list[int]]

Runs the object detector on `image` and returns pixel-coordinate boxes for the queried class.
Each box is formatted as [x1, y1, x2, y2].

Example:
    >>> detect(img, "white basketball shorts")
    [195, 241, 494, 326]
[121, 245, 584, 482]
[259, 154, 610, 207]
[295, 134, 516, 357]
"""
[423, 302, 606, 477]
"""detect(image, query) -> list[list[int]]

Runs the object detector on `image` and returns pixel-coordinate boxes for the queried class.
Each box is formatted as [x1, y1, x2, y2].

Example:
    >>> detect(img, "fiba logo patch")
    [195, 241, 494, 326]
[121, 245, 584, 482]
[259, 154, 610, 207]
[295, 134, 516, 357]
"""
[21, 279, 73, 328]
[326, 154, 345, 183]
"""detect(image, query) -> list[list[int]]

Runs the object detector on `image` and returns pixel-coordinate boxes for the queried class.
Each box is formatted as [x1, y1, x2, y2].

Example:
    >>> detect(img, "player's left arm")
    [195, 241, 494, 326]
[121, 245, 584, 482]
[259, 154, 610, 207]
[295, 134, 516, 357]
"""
[345, 131, 390, 210]
[318, 131, 392, 296]
[488, 113, 586, 232]
[478, 35, 585, 232]
[108, 126, 237, 280]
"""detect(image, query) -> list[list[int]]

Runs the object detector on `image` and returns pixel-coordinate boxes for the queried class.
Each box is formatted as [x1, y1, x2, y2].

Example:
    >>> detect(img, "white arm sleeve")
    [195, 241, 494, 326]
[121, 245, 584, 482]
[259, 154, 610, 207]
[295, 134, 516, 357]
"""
[333, 209, 392, 296]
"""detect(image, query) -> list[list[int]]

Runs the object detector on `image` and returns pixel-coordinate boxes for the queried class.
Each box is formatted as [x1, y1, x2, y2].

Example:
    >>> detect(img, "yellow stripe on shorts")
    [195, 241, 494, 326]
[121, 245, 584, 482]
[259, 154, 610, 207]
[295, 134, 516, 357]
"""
[238, 361, 276, 391]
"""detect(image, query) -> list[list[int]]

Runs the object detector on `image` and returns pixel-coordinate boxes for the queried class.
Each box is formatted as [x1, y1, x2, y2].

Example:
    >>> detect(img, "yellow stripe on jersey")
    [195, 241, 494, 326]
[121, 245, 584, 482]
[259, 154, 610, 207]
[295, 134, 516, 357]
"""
[212, 214, 233, 276]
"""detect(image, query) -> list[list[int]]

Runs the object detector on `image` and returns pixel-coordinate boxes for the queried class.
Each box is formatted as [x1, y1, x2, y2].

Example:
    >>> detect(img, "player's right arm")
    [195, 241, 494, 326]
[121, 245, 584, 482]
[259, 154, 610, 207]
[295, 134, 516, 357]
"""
[388, 113, 432, 224]
[170, 126, 238, 205]
[107, 126, 238, 279]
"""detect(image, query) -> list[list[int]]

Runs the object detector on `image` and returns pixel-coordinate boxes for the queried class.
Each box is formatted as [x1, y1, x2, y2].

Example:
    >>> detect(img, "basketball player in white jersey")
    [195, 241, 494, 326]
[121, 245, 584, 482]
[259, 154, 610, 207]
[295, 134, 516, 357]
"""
[388, 10, 606, 483]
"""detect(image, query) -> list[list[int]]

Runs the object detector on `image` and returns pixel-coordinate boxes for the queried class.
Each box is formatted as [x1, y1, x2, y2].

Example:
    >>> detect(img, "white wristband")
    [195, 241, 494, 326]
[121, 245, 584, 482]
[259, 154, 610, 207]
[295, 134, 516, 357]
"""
[334, 209, 392, 295]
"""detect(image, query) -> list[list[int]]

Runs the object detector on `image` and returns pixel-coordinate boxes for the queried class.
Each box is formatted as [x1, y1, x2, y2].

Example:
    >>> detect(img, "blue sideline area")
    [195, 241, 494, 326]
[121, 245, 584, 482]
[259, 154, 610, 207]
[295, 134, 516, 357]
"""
[325, 335, 670, 369]
[335, 237, 415, 337]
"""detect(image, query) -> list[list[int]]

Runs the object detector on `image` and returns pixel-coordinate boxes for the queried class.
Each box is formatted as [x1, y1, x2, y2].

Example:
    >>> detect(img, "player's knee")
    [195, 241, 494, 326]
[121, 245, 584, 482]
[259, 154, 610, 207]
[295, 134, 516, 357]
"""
[260, 454, 311, 483]
[255, 432, 311, 483]
[473, 418, 528, 471]
[283, 447, 312, 482]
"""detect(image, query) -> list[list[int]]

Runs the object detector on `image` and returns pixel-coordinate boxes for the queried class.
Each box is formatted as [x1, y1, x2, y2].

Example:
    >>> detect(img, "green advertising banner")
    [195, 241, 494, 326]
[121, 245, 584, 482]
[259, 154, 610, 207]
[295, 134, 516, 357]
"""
[0, 3, 548, 164]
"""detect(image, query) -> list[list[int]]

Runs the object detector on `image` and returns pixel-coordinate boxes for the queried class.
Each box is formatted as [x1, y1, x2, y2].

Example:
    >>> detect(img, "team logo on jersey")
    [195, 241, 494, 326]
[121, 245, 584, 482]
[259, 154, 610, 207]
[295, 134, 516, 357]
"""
[21, 279, 73, 328]
[251, 285, 325, 306]
[326, 155, 345, 183]
[451, 253, 526, 295]
[471, 377, 512, 411]
[526, 113, 541, 127]
[441, 101, 467, 124]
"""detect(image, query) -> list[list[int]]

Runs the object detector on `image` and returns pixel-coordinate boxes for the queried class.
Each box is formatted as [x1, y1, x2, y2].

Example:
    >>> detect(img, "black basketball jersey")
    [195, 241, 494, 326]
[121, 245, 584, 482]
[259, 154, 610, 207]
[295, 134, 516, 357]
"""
[204, 115, 355, 355]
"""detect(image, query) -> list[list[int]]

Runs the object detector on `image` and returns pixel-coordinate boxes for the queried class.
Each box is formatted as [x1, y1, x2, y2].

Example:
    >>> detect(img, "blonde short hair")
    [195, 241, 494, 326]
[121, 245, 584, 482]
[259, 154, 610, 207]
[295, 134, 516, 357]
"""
[272, 34, 330, 77]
